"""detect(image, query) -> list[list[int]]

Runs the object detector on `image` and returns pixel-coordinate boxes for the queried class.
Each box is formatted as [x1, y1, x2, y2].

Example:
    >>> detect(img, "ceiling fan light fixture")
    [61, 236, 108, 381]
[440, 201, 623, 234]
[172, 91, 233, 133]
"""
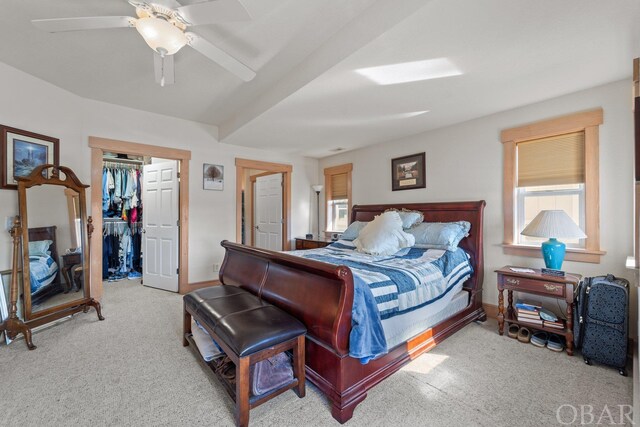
[135, 17, 187, 55]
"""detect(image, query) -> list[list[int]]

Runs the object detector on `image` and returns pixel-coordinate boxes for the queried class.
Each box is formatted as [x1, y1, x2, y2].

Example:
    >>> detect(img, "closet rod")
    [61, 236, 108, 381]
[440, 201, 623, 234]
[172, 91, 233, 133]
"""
[102, 157, 144, 165]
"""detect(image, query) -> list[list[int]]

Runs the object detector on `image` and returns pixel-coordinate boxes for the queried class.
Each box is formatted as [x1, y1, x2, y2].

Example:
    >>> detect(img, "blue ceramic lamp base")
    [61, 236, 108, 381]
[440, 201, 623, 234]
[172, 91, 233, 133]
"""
[541, 237, 566, 270]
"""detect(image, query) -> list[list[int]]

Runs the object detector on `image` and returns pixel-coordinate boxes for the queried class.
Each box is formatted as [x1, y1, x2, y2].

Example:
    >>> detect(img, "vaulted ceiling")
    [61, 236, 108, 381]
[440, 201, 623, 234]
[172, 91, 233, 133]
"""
[1, 0, 639, 157]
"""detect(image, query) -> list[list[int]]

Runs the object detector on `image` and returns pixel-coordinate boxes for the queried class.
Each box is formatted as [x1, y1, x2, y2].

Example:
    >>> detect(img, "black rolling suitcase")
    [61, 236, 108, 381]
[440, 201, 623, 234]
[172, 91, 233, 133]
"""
[573, 274, 629, 376]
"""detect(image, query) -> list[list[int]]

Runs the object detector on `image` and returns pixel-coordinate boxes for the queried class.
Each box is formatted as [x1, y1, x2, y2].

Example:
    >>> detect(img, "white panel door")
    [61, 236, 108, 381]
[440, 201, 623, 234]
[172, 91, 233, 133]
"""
[254, 173, 283, 251]
[142, 161, 179, 292]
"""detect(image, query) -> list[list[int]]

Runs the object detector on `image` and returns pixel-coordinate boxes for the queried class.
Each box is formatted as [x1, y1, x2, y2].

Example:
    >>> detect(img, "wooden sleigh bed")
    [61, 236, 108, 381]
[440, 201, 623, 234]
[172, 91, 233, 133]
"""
[218, 201, 486, 423]
[28, 226, 63, 306]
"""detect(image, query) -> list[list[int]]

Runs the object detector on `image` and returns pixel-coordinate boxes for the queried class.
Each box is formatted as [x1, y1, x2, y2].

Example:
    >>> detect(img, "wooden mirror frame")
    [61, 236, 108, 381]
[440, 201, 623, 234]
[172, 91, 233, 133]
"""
[17, 164, 103, 331]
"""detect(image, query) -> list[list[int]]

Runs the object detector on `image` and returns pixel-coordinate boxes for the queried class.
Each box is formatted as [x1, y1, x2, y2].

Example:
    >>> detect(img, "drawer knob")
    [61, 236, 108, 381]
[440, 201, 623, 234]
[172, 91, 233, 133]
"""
[544, 283, 561, 292]
[506, 278, 519, 285]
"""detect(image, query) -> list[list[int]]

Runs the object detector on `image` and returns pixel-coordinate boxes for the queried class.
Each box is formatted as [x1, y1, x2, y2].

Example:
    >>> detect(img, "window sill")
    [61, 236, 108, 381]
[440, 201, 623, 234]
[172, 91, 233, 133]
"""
[502, 244, 605, 264]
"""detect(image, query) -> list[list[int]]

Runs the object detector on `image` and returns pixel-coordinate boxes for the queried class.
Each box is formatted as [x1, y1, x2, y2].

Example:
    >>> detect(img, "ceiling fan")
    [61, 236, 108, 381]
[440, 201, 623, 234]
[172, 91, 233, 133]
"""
[32, 0, 256, 86]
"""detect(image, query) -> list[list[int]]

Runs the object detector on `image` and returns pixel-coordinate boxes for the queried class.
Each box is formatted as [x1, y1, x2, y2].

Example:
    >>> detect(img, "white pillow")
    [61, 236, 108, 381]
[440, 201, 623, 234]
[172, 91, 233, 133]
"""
[354, 211, 415, 256]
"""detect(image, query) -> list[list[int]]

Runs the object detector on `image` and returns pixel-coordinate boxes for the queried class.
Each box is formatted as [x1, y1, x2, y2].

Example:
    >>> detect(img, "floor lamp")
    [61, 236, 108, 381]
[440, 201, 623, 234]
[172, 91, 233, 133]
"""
[312, 185, 323, 239]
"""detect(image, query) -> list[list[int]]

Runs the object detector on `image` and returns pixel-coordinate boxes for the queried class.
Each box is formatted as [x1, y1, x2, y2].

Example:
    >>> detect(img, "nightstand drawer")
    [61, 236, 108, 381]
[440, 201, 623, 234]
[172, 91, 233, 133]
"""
[501, 275, 565, 297]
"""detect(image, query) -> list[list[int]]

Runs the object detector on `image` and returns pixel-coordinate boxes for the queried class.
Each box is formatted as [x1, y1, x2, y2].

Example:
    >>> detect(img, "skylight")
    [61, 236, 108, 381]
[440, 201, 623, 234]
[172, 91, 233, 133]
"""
[355, 58, 462, 85]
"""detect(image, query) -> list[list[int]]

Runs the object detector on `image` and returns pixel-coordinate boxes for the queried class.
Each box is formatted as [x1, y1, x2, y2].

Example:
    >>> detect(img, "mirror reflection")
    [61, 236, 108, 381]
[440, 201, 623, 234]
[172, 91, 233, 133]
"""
[25, 185, 85, 314]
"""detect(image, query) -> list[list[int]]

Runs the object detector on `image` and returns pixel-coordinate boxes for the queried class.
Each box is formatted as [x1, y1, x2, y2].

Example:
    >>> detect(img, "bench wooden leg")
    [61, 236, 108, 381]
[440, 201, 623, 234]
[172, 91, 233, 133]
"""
[183, 304, 191, 347]
[293, 335, 305, 398]
[235, 356, 251, 427]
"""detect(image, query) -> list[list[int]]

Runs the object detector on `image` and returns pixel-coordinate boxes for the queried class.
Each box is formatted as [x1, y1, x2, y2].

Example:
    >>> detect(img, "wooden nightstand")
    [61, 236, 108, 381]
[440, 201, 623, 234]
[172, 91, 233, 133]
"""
[61, 252, 82, 293]
[294, 236, 333, 250]
[496, 266, 582, 356]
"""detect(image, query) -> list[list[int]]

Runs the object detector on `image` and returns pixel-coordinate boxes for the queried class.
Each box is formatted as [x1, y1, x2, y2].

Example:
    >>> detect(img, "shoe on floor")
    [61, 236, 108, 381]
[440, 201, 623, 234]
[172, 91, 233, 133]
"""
[517, 327, 531, 343]
[531, 331, 549, 348]
[507, 324, 520, 339]
[547, 334, 565, 352]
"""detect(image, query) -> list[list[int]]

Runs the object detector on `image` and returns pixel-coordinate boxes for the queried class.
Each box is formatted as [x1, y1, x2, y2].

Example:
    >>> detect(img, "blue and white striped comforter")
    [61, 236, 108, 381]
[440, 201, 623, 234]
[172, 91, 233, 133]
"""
[29, 255, 58, 294]
[290, 240, 473, 363]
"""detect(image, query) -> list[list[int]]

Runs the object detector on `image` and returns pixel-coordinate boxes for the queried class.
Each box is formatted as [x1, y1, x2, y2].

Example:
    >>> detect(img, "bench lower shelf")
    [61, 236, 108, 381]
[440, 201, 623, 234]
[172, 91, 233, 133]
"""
[184, 333, 299, 407]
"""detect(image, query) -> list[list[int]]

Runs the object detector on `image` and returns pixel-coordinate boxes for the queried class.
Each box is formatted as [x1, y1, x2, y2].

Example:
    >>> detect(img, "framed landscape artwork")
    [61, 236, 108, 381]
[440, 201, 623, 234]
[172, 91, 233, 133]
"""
[203, 163, 224, 190]
[391, 152, 426, 191]
[1, 125, 59, 190]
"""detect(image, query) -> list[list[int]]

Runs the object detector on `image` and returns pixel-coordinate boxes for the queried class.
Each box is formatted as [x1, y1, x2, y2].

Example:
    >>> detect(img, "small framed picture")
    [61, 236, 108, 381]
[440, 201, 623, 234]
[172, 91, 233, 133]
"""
[391, 152, 426, 191]
[203, 163, 224, 191]
[1, 125, 59, 190]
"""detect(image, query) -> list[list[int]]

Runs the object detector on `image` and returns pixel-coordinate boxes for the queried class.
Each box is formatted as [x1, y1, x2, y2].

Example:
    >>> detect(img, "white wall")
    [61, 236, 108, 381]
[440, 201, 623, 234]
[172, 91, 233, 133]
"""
[319, 79, 635, 314]
[0, 61, 318, 283]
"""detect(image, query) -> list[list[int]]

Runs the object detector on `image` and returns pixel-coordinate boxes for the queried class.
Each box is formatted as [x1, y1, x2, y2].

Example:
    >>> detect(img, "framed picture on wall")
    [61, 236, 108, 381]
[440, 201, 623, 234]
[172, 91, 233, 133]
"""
[203, 163, 224, 191]
[1, 125, 59, 190]
[391, 152, 426, 191]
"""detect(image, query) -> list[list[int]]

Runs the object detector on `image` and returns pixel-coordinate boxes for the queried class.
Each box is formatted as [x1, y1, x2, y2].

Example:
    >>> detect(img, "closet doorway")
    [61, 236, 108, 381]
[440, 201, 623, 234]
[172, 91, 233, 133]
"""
[89, 137, 191, 300]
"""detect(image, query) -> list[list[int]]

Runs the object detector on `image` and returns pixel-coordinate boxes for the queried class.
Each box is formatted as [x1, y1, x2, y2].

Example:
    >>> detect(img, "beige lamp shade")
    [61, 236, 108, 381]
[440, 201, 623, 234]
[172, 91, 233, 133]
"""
[520, 210, 587, 239]
[312, 185, 324, 193]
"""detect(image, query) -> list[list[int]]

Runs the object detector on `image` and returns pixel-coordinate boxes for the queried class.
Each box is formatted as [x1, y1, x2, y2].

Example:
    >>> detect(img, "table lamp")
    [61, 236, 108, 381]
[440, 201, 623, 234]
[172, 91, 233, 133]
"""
[520, 209, 587, 270]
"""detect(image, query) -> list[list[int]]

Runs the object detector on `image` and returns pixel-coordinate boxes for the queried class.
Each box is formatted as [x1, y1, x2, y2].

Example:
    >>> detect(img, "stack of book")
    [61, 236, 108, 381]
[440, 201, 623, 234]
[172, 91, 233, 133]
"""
[543, 319, 565, 330]
[515, 300, 542, 326]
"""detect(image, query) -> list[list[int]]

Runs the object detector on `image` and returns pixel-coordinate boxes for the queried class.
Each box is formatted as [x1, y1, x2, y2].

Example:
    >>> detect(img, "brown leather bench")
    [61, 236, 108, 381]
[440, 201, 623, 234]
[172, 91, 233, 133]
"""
[183, 285, 306, 427]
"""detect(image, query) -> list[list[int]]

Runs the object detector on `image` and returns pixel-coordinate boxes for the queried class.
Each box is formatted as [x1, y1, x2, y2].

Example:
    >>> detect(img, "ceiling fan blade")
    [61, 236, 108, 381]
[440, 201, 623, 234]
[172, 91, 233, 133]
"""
[188, 33, 255, 82]
[154, 53, 175, 86]
[32, 16, 135, 32]
[128, 0, 183, 9]
[176, 0, 250, 26]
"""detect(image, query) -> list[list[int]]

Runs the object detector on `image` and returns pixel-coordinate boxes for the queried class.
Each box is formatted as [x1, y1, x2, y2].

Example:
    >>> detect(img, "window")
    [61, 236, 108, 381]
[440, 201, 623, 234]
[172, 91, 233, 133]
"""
[517, 184, 584, 247]
[501, 109, 604, 263]
[324, 163, 353, 232]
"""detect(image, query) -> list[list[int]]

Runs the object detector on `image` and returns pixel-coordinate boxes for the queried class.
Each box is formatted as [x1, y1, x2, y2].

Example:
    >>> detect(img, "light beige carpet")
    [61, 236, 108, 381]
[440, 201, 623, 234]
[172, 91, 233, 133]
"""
[0, 280, 632, 426]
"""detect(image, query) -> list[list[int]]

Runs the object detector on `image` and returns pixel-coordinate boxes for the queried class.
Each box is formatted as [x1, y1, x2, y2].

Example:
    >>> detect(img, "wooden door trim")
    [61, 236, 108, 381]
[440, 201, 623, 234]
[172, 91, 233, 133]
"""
[235, 158, 292, 250]
[89, 136, 190, 298]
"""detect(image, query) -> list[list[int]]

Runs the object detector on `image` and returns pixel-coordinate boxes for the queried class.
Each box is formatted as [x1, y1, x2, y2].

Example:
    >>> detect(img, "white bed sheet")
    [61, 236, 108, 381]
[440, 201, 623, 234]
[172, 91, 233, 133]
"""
[382, 288, 470, 350]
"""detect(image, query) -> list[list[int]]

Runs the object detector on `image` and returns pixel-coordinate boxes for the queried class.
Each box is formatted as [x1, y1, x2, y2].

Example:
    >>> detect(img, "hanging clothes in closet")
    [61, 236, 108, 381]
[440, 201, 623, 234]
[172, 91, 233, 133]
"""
[102, 161, 143, 281]
[103, 163, 142, 221]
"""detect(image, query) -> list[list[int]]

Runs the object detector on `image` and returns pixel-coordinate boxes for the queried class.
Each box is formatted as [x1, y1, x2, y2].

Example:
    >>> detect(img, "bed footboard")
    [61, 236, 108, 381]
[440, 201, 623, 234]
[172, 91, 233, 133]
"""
[219, 240, 353, 356]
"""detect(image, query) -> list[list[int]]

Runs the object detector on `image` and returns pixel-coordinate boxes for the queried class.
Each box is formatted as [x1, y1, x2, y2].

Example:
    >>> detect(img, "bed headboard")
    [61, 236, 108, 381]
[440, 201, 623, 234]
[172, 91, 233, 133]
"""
[28, 226, 61, 285]
[351, 201, 486, 292]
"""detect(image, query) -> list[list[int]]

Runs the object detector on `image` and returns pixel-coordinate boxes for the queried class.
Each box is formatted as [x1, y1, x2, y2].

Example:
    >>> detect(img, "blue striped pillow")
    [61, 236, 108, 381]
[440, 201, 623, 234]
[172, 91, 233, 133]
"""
[341, 221, 368, 241]
[405, 221, 471, 251]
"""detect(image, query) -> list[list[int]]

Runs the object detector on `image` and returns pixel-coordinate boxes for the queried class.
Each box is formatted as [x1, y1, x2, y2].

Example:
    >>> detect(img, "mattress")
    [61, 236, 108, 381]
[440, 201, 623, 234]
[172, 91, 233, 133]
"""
[382, 288, 470, 350]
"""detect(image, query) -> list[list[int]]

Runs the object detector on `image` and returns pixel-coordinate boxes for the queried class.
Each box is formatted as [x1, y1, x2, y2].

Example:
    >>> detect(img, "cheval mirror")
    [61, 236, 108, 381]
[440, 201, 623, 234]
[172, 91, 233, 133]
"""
[2, 164, 104, 350]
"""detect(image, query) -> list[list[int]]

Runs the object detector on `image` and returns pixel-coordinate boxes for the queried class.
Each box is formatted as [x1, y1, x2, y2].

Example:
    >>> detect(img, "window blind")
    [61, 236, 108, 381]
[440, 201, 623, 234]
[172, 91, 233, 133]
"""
[330, 173, 348, 199]
[517, 131, 585, 187]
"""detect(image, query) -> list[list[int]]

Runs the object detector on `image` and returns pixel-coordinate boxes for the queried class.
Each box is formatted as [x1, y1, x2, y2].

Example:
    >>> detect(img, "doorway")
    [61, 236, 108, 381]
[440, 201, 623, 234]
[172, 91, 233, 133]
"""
[89, 137, 191, 300]
[251, 172, 283, 250]
[235, 158, 292, 250]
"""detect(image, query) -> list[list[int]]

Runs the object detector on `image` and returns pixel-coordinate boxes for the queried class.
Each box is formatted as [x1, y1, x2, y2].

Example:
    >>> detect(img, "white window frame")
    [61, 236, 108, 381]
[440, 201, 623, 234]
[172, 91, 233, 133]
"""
[328, 198, 349, 232]
[515, 184, 586, 248]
